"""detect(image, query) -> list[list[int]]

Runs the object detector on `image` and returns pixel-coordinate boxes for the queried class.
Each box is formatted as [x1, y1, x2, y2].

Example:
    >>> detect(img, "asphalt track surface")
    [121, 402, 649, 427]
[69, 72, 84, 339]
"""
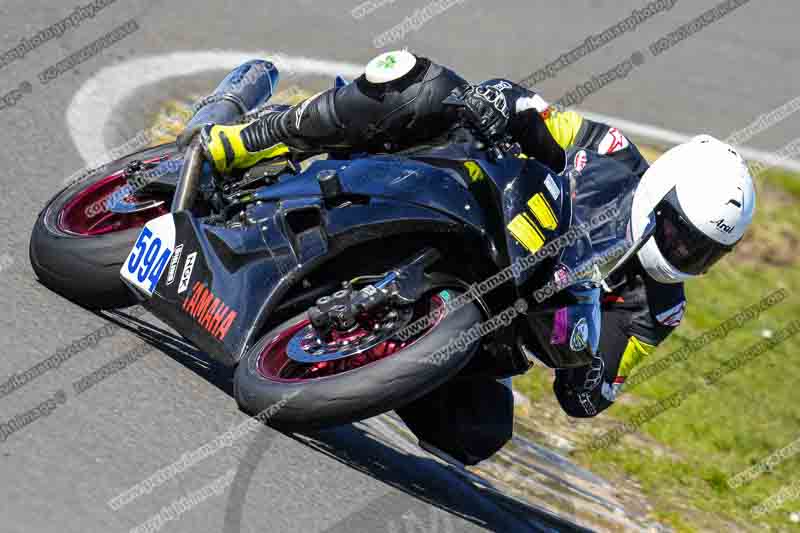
[1, 1, 798, 531]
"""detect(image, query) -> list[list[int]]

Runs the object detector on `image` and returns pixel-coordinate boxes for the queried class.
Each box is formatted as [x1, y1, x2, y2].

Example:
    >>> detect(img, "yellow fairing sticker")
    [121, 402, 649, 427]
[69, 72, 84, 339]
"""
[508, 213, 545, 253]
[463, 161, 486, 182]
[527, 193, 558, 230]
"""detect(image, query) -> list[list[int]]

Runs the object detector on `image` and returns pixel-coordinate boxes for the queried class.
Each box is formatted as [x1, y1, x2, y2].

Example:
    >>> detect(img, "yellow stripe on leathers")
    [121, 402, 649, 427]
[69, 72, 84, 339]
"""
[508, 213, 545, 253]
[527, 193, 558, 230]
[617, 336, 656, 378]
[543, 109, 584, 149]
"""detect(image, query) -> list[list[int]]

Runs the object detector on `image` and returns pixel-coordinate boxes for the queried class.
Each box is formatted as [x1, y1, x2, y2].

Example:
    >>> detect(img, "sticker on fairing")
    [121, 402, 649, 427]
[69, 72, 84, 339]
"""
[544, 174, 560, 201]
[120, 214, 176, 296]
[177, 252, 198, 294]
[166, 244, 184, 285]
[528, 193, 558, 230]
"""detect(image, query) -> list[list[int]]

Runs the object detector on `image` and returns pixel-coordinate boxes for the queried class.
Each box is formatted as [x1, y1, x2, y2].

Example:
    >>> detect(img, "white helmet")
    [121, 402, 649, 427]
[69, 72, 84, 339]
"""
[631, 135, 756, 284]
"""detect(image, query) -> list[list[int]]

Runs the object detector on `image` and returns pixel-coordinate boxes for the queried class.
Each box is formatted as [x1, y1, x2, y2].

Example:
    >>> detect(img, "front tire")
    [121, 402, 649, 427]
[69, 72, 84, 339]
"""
[30, 144, 177, 309]
[234, 288, 482, 430]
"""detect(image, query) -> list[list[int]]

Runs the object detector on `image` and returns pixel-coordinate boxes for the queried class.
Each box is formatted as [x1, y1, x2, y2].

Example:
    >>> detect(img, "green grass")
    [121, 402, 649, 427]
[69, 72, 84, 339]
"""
[514, 150, 800, 531]
[761, 168, 800, 200]
[512, 363, 551, 404]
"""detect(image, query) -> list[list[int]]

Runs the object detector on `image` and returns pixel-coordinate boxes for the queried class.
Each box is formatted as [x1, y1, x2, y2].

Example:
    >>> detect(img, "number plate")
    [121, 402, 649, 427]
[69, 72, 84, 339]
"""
[120, 214, 176, 296]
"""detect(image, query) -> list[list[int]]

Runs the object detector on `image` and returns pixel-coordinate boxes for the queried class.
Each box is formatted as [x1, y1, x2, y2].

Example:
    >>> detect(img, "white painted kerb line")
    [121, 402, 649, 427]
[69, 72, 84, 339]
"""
[583, 110, 800, 172]
[65, 51, 800, 173]
[66, 51, 364, 164]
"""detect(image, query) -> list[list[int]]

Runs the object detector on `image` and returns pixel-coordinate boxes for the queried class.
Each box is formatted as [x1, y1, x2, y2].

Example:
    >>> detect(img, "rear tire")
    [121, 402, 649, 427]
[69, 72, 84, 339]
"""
[29, 144, 177, 309]
[234, 288, 482, 430]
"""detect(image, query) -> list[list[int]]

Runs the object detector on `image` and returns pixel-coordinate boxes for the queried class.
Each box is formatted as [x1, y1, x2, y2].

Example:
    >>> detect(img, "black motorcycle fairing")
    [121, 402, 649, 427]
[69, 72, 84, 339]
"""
[250, 155, 500, 264]
[472, 154, 573, 290]
[390, 145, 599, 370]
[252, 156, 483, 218]
[133, 144, 635, 370]
[139, 156, 495, 365]
[402, 140, 575, 288]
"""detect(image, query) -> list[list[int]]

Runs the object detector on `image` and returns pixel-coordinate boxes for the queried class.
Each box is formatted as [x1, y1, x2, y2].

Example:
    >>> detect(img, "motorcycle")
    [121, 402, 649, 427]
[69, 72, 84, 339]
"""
[30, 60, 647, 441]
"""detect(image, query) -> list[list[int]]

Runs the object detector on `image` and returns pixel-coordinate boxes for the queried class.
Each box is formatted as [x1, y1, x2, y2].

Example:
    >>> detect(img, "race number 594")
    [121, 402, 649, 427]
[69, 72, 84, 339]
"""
[127, 228, 171, 293]
[121, 214, 177, 296]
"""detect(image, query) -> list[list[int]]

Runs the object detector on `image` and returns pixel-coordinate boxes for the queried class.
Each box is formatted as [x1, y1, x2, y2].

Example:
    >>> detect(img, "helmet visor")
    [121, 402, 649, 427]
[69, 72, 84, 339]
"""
[654, 189, 733, 275]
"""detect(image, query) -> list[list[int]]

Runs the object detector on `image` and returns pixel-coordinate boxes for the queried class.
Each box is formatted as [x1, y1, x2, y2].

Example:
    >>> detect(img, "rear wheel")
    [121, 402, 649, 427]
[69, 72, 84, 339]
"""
[234, 287, 482, 430]
[29, 144, 178, 309]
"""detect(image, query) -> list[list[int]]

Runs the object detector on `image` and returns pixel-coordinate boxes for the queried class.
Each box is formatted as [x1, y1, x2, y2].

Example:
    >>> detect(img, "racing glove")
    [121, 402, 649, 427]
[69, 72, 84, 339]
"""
[453, 83, 511, 141]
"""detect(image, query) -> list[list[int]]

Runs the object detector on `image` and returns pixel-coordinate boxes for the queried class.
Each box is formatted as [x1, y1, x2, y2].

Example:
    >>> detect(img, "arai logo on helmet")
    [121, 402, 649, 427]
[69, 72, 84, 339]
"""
[710, 218, 735, 234]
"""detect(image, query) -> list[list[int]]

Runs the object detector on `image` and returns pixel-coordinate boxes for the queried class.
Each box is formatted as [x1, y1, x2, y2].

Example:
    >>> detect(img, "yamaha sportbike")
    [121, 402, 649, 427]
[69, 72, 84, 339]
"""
[30, 60, 645, 441]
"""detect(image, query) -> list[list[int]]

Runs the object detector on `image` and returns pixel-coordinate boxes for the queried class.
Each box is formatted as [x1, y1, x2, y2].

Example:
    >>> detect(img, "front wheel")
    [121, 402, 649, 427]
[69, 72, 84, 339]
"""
[29, 144, 179, 309]
[233, 287, 482, 430]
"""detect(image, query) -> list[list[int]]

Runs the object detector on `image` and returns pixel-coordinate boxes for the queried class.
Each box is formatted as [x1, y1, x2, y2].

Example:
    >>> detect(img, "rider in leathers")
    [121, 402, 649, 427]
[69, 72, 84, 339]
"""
[185, 51, 754, 464]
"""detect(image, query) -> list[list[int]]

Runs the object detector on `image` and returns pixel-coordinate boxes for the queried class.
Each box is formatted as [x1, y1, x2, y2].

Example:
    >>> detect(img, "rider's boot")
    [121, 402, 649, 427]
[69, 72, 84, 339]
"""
[201, 88, 344, 174]
[199, 51, 467, 174]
